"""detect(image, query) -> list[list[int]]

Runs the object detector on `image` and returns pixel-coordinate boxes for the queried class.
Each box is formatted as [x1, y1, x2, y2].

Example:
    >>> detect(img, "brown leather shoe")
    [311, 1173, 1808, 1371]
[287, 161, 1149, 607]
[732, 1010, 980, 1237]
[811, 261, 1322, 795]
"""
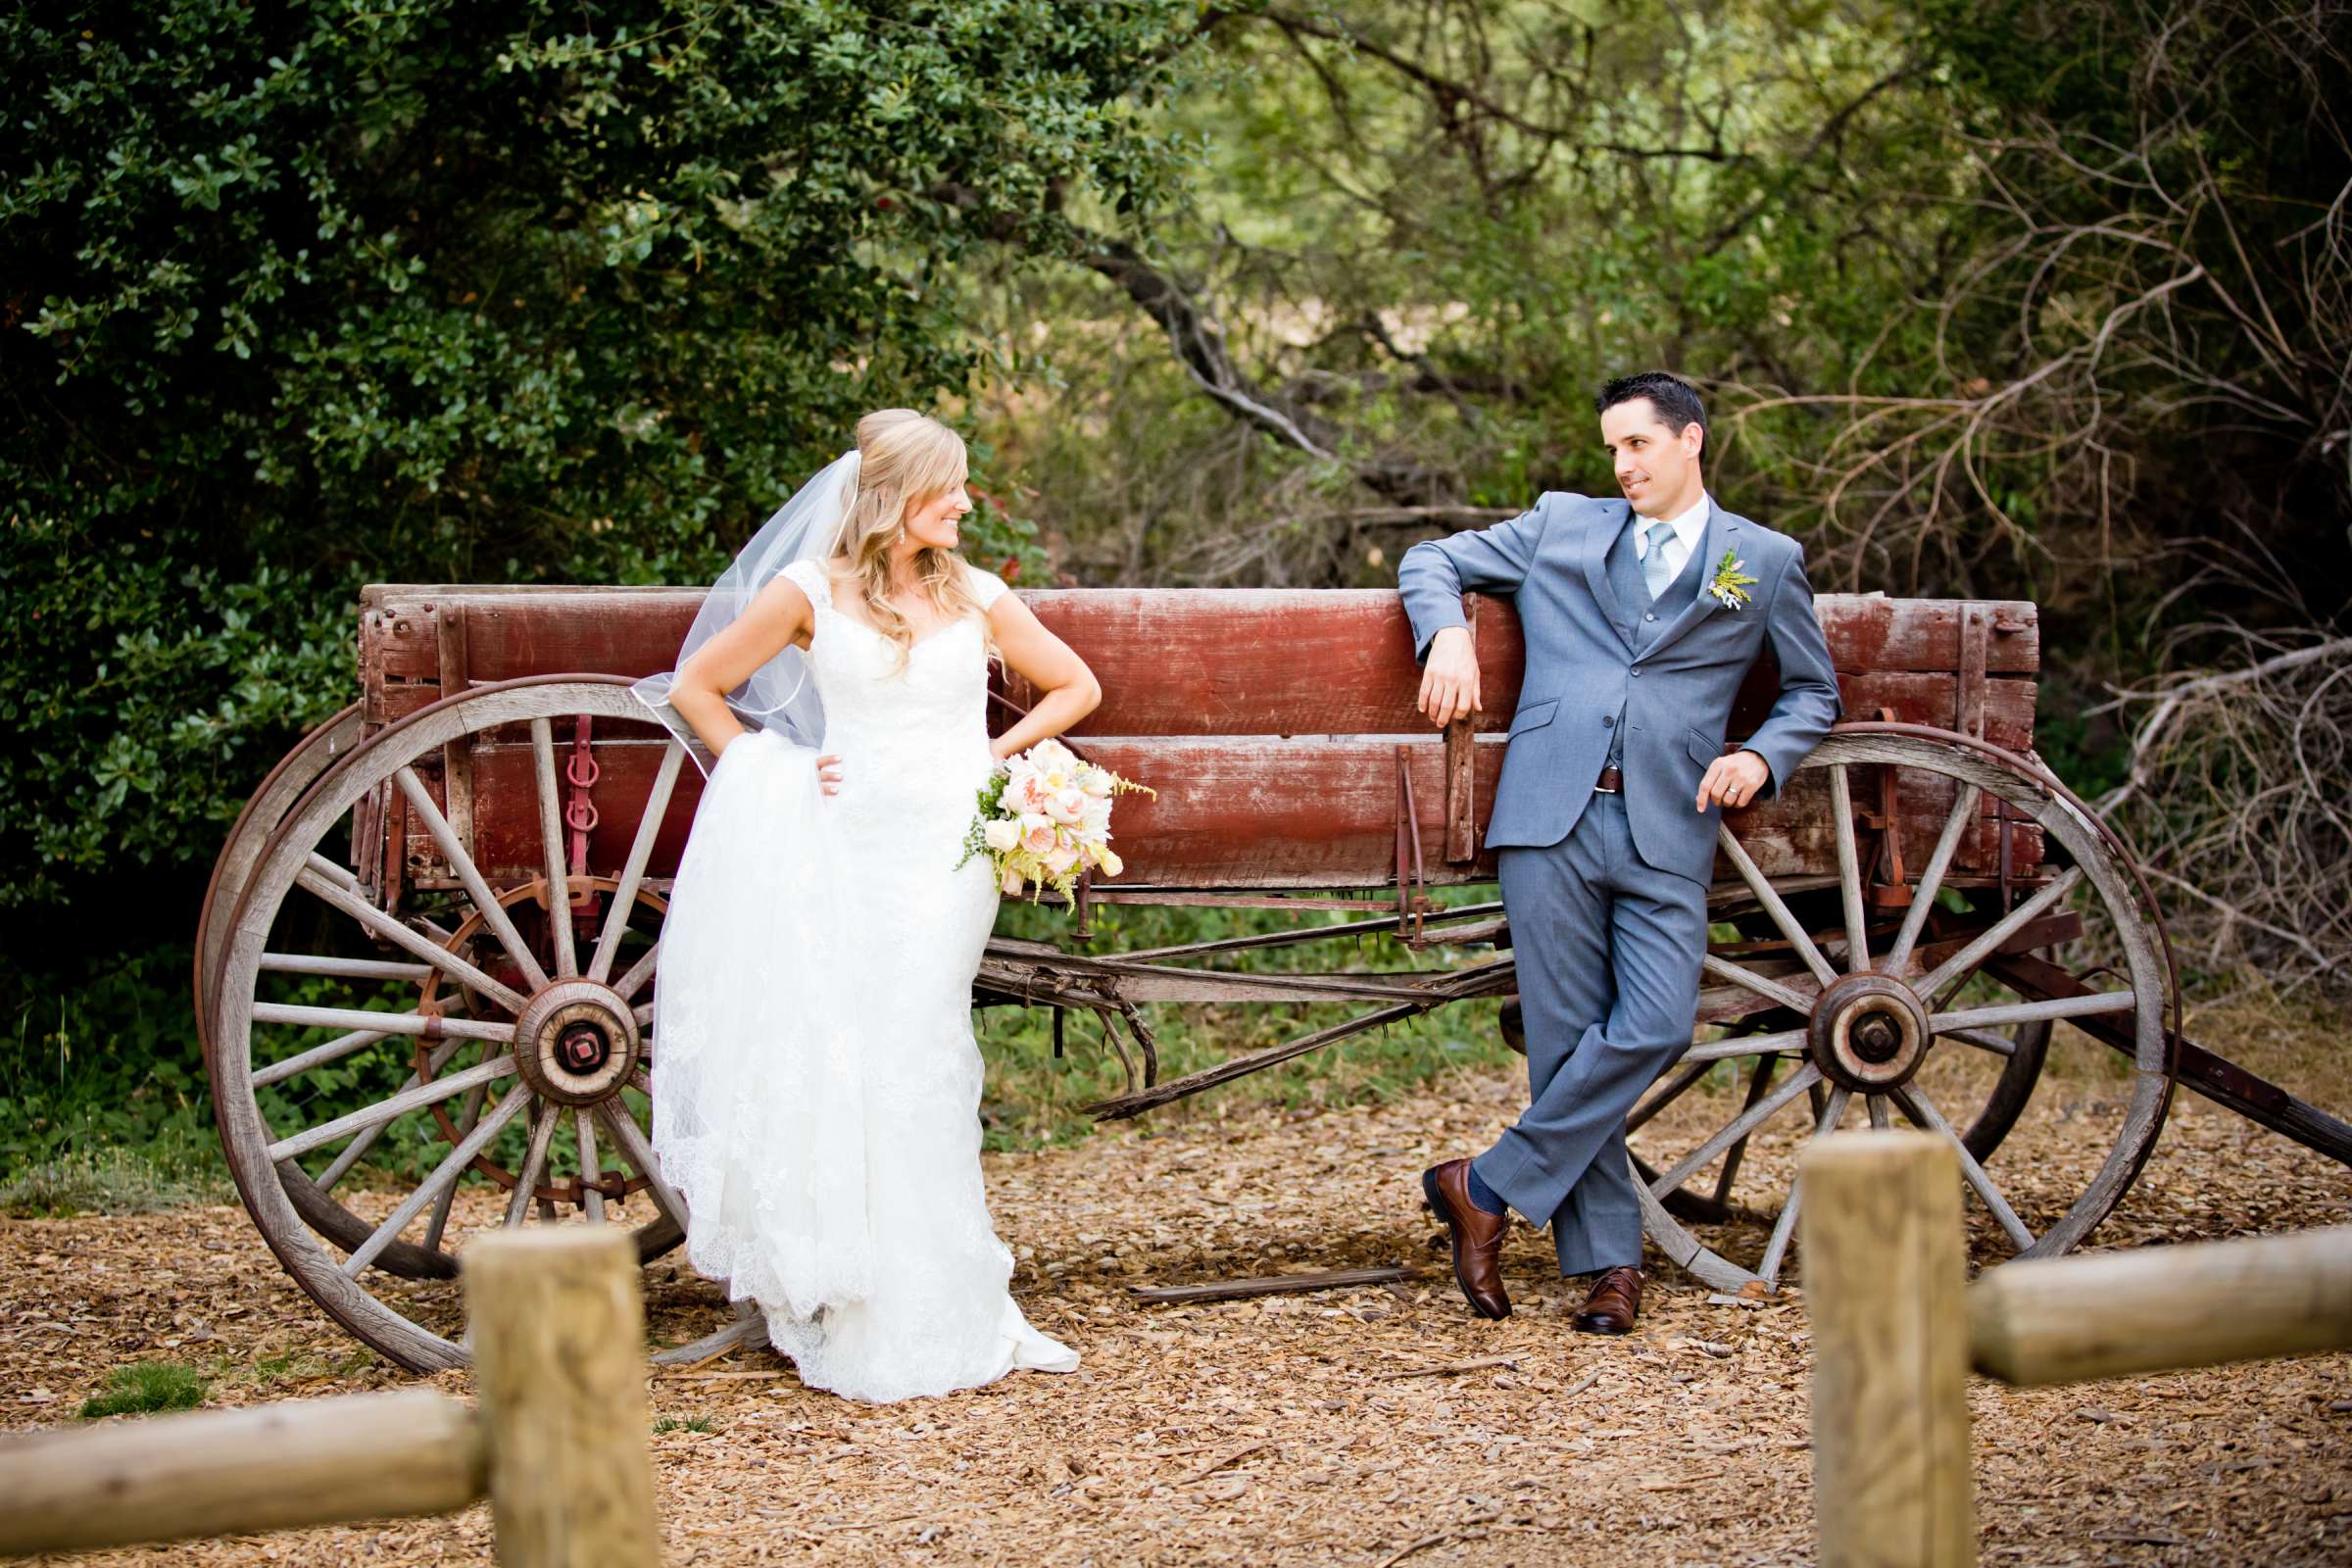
[1421, 1159, 1511, 1320]
[1570, 1265, 1643, 1335]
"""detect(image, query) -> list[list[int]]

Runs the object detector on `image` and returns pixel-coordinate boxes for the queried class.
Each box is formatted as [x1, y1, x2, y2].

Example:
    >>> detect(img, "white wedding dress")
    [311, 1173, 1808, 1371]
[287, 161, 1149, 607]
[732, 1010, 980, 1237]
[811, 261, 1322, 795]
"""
[651, 559, 1079, 1402]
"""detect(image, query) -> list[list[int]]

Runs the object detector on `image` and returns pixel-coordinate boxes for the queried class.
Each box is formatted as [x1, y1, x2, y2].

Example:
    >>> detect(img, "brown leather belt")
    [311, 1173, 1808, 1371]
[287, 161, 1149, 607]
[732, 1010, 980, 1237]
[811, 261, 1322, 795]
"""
[1594, 765, 1625, 794]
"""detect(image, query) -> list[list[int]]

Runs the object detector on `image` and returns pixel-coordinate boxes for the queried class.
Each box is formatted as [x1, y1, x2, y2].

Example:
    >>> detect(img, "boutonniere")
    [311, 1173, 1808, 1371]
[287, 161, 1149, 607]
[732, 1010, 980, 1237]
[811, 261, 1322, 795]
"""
[1707, 550, 1759, 610]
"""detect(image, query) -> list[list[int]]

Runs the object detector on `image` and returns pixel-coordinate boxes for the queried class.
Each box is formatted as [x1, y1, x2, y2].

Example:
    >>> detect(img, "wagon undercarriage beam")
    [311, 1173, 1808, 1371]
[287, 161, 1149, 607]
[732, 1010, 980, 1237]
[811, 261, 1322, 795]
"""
[1984, 952, 2352, 1169]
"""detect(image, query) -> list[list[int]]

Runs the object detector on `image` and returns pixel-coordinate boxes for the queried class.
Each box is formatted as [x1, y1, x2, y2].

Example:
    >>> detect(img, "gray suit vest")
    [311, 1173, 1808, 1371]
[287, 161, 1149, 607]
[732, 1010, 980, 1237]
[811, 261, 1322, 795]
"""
[1603, 515, 1710, 770]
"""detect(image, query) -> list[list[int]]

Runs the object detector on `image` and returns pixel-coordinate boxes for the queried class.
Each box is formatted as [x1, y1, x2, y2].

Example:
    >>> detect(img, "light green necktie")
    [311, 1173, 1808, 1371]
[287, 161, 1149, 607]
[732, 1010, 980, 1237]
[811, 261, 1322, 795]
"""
[1642, 518, 1679, 602]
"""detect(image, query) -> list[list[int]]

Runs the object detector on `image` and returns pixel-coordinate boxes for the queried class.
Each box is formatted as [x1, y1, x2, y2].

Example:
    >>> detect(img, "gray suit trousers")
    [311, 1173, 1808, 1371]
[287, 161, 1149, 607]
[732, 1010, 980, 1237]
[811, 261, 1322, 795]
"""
[1472, 791, 1705, 1277]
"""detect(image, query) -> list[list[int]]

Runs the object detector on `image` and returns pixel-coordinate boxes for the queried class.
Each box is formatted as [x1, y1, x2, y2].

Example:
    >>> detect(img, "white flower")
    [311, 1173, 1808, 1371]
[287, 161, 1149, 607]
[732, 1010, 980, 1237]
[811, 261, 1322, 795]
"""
[1026, 737, 1079, 774]
[982, 817, 1022, 853]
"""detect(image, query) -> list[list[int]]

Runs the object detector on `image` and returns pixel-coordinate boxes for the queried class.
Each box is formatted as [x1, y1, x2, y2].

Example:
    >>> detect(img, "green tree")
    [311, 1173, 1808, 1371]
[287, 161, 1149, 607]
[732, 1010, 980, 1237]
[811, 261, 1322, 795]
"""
[1, 0, 1196, 938]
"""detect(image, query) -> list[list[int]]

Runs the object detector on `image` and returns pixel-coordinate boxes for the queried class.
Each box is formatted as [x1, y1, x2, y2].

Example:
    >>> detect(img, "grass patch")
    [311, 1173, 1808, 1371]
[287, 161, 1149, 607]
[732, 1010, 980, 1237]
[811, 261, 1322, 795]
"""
[0, 1141, 234, 1217]
[79, 1360, 208, 1419]
[653, 1413, 720, 1434]
[977, 893, 1516, 1149]
[234, 1345, 378, 1389]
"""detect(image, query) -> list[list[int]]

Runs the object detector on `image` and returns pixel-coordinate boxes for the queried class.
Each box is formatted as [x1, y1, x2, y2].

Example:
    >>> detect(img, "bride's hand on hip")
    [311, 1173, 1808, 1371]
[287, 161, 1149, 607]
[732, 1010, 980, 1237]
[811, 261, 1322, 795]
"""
[817, 754, 843, 796]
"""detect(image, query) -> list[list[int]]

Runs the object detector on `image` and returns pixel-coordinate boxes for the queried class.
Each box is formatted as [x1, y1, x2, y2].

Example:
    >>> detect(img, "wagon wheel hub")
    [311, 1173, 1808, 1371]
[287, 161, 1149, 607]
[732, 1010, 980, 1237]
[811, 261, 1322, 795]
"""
[1808, 973, 1931, 1092]
[513, 980, 642, 1106]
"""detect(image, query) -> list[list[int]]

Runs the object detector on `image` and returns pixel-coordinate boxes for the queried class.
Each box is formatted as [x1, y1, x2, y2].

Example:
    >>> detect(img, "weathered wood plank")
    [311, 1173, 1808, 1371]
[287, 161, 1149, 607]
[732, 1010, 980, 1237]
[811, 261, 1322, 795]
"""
[361, 586, 2037, 739]
[0, 1391, 485, 1556]
[1970, 1226, 2352, 1386]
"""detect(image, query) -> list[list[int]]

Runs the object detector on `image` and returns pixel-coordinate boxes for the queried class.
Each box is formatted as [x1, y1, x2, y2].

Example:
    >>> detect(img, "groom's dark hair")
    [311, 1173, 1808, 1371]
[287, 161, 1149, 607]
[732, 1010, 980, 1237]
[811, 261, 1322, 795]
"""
[1595, 371, 1706, 456]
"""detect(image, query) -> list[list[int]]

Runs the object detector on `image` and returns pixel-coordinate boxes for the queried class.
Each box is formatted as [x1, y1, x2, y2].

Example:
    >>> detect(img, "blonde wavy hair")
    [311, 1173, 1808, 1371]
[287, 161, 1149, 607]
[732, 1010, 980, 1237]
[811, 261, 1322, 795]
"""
[828, 409, 986, 671]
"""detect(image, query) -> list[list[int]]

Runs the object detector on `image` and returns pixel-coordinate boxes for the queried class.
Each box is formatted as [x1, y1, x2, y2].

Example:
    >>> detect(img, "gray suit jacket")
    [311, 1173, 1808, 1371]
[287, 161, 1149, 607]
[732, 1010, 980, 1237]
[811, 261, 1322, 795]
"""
[1398, 491, 1840, 886]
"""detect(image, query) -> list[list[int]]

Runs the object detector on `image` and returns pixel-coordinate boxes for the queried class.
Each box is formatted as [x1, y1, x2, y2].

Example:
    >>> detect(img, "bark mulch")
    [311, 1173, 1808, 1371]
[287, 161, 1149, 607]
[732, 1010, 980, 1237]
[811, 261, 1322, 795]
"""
[4, 1007, 2348, 1566]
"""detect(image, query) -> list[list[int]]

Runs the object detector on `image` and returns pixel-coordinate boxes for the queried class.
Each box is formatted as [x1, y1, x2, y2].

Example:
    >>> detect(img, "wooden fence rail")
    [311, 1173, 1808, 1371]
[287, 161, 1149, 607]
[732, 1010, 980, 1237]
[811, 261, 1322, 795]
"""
[1800, 1130, 2352, 1568]
[0, 1229, 658, 1565]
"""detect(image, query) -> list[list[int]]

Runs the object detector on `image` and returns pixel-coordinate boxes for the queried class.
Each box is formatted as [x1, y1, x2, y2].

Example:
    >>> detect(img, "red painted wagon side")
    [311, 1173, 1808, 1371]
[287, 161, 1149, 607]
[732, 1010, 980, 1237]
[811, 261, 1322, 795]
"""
[348, 585, 2044, 905]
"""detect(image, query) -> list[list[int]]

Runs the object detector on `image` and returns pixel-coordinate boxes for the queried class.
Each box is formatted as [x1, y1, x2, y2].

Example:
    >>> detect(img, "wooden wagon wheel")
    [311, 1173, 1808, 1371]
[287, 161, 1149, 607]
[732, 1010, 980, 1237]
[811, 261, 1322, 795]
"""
[194, 702, 365, 1035]
[1628, 728, 2176, 1294]
[210, 676, 698, 1371]
[194, 702, 477, 1281]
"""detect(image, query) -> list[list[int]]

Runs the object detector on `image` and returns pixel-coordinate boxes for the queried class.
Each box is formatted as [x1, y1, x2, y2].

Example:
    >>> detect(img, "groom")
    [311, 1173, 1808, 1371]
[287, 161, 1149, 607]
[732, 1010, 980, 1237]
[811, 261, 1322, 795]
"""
[1398, 371, 1839, 1332]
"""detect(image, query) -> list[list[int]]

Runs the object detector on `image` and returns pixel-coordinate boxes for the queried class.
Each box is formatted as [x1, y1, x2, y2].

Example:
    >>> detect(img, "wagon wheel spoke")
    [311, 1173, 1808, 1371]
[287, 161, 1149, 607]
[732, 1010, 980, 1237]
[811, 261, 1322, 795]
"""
[1711, 1055, 1782, 1205]
[1944, 1026, 2020, 1058]
[270, 1052, 517, 1164]
[503, 1100, 562, 1229]
[530, 717, 579, 979]
[1681, 1026, 1808, 1065]
[305, 1034, 477, 1193]
[392, 764, 552, 995]
[1867, 1094, 1891, 1129]
[590, 741, 683, 985]
[1629, 1058, 1715, 1135]
[1715, 825, 1838, 987]
[1700, 954, 1813, 1014]
[421, 1069, 492, 1254]
[1757, 1085, 1850, 1287]
[1646, 1061, 1823, 1200]
[313, 1044, 467, 1189]
[1914, 865, 2085, 1007]
[1928, 989, 2133, 1034]
[259, 953, 433, 982]
[1827, 764, 1871, 973]
[1883, 783, 1982, 975]
[595, 1099, 691, 1235]
[303, 850, 363, 892]
[291, 864, 532, 1016]
[576, 1108, 607, 1226]
[612, 940, 661, 1003]
[338, 1081, 534, 1278]
[251, 1004, 510, 1044]
[1890, 1083, 2036, 1252]
[252, 1022, 400, 1089]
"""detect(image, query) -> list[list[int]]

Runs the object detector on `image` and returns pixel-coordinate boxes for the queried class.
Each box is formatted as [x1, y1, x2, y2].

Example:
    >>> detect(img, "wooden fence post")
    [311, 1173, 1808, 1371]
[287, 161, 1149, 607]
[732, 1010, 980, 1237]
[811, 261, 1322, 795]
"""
[1800, 1129, 1976, 1568]
[463, 1228, 660, 1568]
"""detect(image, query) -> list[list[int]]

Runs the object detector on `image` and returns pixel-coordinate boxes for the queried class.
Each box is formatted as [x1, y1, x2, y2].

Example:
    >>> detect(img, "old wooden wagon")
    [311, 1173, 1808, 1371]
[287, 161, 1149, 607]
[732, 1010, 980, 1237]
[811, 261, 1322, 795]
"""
[194, 582, 2352, 1371]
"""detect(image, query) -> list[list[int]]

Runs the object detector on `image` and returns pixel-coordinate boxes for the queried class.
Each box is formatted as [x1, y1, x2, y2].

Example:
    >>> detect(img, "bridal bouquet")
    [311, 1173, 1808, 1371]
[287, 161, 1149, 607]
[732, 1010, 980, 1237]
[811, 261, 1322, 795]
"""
[959, 737, 1152, 905]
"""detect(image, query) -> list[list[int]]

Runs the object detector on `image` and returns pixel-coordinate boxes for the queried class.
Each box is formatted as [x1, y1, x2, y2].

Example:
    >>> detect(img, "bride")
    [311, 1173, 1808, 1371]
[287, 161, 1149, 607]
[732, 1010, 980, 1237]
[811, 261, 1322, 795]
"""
[632, 410, 1099, 1402]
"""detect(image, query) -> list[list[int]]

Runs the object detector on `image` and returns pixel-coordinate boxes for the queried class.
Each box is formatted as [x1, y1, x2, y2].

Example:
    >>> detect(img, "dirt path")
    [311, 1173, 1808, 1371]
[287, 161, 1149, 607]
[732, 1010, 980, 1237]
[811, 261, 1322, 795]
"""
[5, 1022, 2349, 1567]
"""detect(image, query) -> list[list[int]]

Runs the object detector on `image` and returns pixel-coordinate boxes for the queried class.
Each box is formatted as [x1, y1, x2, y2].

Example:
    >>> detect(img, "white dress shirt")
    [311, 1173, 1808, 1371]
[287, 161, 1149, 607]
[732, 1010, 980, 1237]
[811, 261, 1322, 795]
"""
[1635, 492, 1712, 585]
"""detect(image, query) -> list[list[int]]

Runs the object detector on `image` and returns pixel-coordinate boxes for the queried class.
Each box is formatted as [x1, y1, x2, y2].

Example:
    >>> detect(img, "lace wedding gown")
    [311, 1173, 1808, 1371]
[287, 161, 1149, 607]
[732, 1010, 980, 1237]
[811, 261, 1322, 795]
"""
[651, 559, 1079, 1402]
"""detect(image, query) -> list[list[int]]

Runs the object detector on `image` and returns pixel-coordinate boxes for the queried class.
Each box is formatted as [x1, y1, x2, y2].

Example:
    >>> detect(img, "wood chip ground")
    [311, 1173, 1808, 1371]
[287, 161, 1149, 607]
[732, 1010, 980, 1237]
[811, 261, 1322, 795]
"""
[5, 1004, 2347, 1565]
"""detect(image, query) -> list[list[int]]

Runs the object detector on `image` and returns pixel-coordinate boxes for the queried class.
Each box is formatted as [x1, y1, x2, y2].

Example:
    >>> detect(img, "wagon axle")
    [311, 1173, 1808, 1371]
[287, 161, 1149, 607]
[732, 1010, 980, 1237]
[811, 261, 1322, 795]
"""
[559, 1020, 612, 1075]
[1809, 974, 1931, 1092]
[514, 981, 642, 1107]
